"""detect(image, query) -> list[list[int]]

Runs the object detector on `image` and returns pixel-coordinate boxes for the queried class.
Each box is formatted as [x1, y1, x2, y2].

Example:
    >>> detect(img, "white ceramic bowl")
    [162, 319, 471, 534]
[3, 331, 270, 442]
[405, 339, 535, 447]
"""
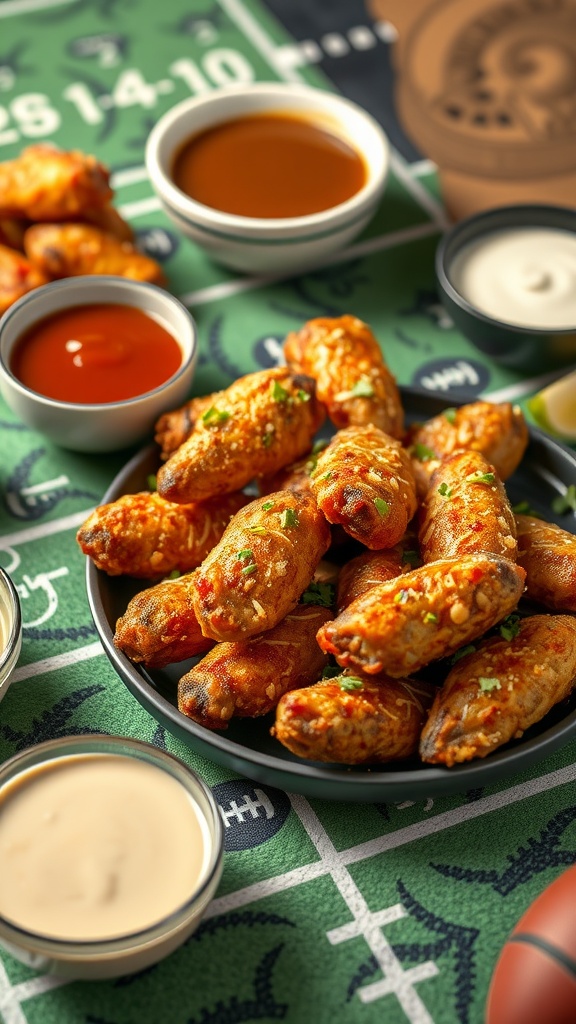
[0, 567, 22, 702]
[145, 82, 390, 275]
[0, 276, 198, 453]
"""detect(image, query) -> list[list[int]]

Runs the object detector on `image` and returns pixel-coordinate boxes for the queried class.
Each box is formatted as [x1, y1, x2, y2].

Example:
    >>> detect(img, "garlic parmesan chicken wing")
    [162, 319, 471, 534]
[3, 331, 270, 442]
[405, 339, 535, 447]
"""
[178, 605, 332, 729]
[24, 223, 165, 284]
[77, 490, 248, 579]
[0, 145, 113, 221]
[272, 671, 434, 764]
[420, 615, 576, 766]
[155, 394, 218, 461]
[515, 514, 576, 612]
[0, 244, 48, 315]
[114, 573, 213, 668]
[310, 425, 417, 550]
[156, 369, 325, 504]
[418, 450, 517, 563]
[406, 401, 529, 497]
[316, 553, 526, 677]
[283, 314, 404, 438]
[190, 490, 331, 642]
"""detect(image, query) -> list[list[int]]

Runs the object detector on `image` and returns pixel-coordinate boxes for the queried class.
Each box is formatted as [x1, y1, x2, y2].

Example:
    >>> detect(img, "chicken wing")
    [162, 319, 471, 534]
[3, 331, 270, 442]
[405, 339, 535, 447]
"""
[406, 401, 529, 497]
[283, 314, 404, 438]
[156, 368, 326, 504]
[23, 223, 165, 284]
[191, 490, 331, 642]
[154, 393, 218, 461]
[178, 604, 332, 729]
[420, 614, 576, 765]
[77, 490, 248, 578]
[316, 553, 526, 677]
[418, 450, 517, 562]
[515, 514, 576, 612]
[113, 572, 213, 667]
[272, 671, 434, 764]
[0, 145, 112, 220]
[336, 546, 410, 613]
[309, 425, 417, 550]
[0, 244, 48, 315]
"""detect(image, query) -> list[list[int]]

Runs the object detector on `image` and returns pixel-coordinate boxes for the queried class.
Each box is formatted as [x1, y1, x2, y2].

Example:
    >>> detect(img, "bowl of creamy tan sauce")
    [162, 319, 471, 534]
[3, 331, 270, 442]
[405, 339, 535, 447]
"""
[435, 205, 576, 371]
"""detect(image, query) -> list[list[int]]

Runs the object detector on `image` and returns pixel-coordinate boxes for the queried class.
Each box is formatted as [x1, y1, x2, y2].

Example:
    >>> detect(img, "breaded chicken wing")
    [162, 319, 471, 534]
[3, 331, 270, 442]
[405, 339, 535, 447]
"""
[83, 203, 134, 242]
[418, 450, 517, 563]
[191, 490, 331, 642]
[157, 369, 326, 504]
[272, 671, 434, 764]
[155, 393, 218, 461]
[113, 572, 213, 667]
[77, 490, 248, 579]
[0, 145, 112, 220]
[0, 218, 26, 251]
[309, 425, 417, 550]
[283, 314, 404, 438]
[420, 615, 576, 765]
[317, 553, 526, 677]
[336, 546, 409, 613]
[515, 514, 576, 612]
[406, 401, 529, 497]
[178, 604, 332, 729]
[23, 223, 165, 284]
[0, 244, 48, 314]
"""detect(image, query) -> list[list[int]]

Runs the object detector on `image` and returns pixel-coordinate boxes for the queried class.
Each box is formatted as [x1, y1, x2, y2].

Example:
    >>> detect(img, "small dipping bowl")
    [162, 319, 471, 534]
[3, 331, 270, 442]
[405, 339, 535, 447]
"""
[0, 735, 223, 979]
[435, 205, 576, 371]
[145, 81, 390, 275]
[0, 567, 22, 702]
[0, 276, 198, 453]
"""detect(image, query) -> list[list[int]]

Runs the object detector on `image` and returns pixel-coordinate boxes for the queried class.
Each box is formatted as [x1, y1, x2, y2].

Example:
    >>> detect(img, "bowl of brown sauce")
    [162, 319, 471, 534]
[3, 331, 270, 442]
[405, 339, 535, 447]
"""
[0, 275, 198, 453]
[145, 82, 390, 275]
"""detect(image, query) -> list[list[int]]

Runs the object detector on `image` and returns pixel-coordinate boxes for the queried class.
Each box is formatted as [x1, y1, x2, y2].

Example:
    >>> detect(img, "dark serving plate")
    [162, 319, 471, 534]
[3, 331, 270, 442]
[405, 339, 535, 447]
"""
[86, 388, 576, 802]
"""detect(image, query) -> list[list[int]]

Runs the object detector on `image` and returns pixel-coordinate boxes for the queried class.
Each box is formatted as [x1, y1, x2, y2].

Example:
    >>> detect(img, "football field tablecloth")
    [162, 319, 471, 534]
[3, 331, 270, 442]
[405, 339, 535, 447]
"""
[0, 2, 575, 1023]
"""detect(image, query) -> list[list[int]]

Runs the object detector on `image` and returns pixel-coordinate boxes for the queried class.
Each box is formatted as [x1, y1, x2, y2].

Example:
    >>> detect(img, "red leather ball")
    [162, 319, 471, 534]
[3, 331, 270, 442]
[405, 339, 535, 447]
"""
[486, 864, 576, 1024]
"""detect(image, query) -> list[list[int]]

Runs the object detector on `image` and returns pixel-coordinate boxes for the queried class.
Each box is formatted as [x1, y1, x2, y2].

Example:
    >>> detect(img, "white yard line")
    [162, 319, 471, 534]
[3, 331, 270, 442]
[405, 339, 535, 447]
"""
[0, 0, 73, 16]
[10, 642, 104, 683]
[0, 510, 94, 550]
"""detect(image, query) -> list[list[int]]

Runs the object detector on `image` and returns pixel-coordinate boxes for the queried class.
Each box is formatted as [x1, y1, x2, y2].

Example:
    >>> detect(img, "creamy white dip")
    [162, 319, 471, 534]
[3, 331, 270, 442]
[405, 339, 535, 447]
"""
[449, 227, 576, 329]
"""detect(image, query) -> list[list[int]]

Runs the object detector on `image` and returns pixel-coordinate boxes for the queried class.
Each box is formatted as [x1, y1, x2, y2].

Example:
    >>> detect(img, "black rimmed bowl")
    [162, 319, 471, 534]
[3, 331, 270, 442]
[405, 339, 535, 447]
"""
[435, 205, 576, 372]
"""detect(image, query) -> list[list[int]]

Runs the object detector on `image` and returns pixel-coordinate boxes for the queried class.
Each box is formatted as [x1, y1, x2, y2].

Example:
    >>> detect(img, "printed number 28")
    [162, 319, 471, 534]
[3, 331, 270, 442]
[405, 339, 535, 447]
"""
[0, 93, 60, 146]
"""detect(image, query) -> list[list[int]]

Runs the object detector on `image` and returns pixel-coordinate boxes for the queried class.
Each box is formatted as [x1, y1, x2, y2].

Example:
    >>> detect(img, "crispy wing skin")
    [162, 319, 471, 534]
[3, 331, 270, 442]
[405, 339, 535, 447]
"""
[156, 368, 326, 504]
[283, 314, 404, 438]
[82, 203, 134, 242]
[191, 490, 331, 642]
[336, 546, 408, 613]
[23, 223, 165, 284]
[0, 145, 113, 220]
[515, 514, 576, 612]
[309, 425, 417, 550]
[317, 554, 526, 677]
[114, 573, 213, 667]
[155, 394, 218, 461]
[178, 605, 332, 729]
[77, 490, 248, 578]
[0, 244, 48, 314]
[418, 450, 517, 562]
[406, 401, 529, 496]
[272, 671, 434, 764]
[420, 615, 576, 765]
[0, 218, 26, 251]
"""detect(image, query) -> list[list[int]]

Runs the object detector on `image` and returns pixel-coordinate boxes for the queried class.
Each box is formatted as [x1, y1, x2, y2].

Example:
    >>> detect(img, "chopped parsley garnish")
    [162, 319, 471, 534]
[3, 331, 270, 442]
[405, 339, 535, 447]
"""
[552, 485, 576, 515]
[350, 377, 374, 398]
[236, 549, 254, 561]
[280, 508, 299, 528]
[438, 482, 453, 498]
[262, 431, 273, 448]
[147, 473, 157, 491]
[312, 439, 329, 455]
[321, 471, 332, 481]
[322, 665, 341, 679]
[402, 549, 420, 568]
[373, 497, 390, 518]
[271, 380, 289, 403]
[443, 408, 457, 424]
[167, 569, 180, 579]
[300, 581, 335, 609]
[240, 563, 258, 576]
[297, 389, 311, 402]
[261, 500, 275, 511]
[512, 500, 541, 517]
[478, 677, 501, 692]
[466, 471, 496, 485]
[499, 614, 521, 641]
[338, 676, 364, 692]
[414, 443, 436, 462]
[423, 612, 438, 624]
[394, 589, 409, 604]
[451, 644, 476, 664]
[202, 406, 230, 426]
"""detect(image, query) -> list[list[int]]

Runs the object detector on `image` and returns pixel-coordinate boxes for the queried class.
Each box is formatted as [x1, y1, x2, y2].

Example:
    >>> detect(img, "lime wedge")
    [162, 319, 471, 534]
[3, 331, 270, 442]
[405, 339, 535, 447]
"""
[527, 371, 576, 442]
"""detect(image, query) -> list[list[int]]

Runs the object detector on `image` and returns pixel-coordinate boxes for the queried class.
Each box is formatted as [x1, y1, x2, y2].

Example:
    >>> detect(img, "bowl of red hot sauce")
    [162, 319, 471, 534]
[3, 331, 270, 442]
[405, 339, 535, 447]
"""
[0, 275, 197, 452]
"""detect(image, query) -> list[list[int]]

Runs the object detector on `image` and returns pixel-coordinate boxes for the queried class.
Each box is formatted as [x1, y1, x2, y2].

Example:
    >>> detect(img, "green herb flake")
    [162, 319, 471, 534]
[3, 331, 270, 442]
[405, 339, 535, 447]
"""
[499, 614, 521, 641]
[402, 549, 420, 568]
[512, 500, 541, 517]
[350, 377, 374, 398]
[414, 443, 436, 462]
[423, 612, 438, 624]
[248, 525, 267, 535]
[478, 677, 501, 692]
[271, 380, 289, 402]
[262, 432, 273, 448]
[240, 563, 258, 577]
[451, 644, 476, 665]
[338, 676, 364, 692]
[443, 407, 457, 424]
[167, 569, 180, 580]
[305, 455, 319, 475]
[393, 589, 409, 604]
[147, 473, 157, 491]
[261, 500, 275, 511]
[374, 497, 390, 518]
[280, 508, 299, 529]
[297, 389, 311, 402]
[438, 482, 453, 498]
[236, 549, 254, 561]
[202, 406, 230, 426]
[312, 439, 329, 455]
[322, 665, 341, 679]
[300, 581, 335, 608]
[321, 471, 332, 481]
[551, 484, 576, 515]
[466, 471, 496, 485]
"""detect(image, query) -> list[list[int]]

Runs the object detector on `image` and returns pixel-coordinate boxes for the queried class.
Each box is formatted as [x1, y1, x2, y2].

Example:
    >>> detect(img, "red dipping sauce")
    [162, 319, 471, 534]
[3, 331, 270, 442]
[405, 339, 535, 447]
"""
[10, 304, 183, 404]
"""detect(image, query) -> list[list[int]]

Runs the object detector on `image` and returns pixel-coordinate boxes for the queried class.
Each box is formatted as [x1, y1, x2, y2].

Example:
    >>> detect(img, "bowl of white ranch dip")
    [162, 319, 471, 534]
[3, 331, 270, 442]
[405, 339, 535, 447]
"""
[435, 205, 576, 370]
